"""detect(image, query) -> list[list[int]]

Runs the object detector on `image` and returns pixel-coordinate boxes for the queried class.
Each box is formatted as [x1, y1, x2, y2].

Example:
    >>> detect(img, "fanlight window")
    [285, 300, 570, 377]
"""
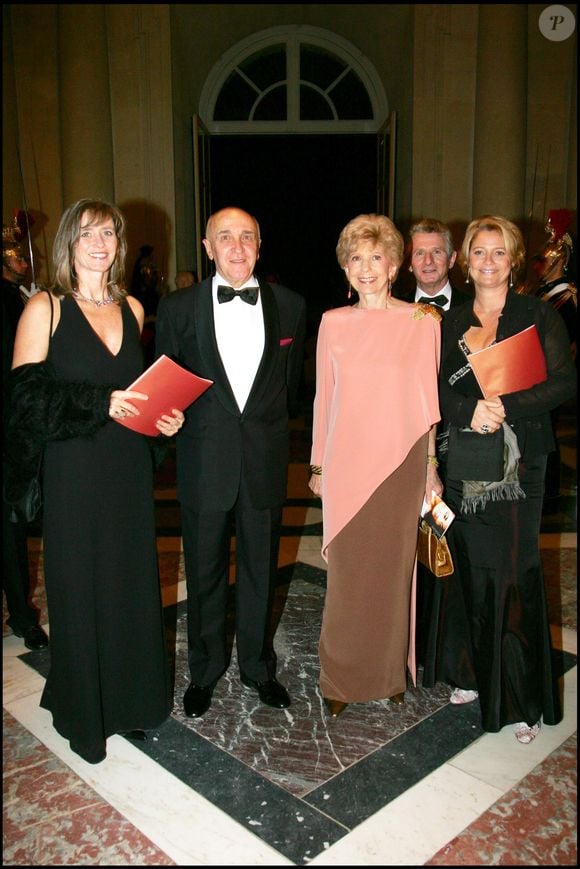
[202, 28, 385, 132]
[214, 43, 372, 123]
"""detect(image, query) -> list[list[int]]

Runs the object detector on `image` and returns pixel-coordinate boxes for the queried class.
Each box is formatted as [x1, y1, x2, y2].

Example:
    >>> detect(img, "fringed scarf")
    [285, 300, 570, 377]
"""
[439, 422, 526, 514]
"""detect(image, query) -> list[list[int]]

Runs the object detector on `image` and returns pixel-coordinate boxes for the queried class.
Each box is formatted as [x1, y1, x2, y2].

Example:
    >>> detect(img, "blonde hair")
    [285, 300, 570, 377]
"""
[51, 198, 128, 299]
[336, 214, 404, 270]
[460, 215, 525, 278]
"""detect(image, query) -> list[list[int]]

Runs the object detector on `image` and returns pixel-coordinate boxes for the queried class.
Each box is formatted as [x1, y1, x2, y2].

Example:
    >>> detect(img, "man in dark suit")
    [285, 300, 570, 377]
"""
[404, 219, 469, 665]
[156, 207, 306, 717]
[405, 217, 470, 312]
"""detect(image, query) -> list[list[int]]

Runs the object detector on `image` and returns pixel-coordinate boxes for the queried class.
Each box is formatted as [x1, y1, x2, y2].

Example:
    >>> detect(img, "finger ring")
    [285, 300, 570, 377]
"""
[481, 424, 490, 433]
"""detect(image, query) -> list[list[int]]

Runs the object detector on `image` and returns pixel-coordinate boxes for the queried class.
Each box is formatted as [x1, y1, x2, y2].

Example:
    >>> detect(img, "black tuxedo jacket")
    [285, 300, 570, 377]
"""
[155, 277, 307, 511]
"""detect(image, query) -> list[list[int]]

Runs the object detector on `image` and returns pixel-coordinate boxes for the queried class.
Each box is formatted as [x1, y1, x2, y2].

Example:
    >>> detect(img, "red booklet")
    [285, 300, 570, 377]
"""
[116, 354, 213, 436]
[468, 325, 547, 398]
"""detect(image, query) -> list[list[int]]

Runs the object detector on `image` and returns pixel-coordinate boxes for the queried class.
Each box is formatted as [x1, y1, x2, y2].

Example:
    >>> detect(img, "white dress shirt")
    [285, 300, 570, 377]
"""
[414, 280, 452, 311]
[212, 272, 264, 411]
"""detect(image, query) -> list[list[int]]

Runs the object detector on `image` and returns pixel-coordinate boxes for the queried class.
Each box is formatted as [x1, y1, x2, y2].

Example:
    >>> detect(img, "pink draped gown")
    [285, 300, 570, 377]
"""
[311, 304, 441, 702]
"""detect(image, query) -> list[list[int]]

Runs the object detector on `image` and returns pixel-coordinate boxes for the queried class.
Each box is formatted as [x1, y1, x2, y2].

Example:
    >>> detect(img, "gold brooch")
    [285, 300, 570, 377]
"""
[412, 303, 443, 322]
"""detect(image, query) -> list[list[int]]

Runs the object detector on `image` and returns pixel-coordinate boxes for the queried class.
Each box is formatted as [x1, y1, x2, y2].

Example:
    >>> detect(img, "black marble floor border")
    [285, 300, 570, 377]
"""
[127, 716, 350, 864]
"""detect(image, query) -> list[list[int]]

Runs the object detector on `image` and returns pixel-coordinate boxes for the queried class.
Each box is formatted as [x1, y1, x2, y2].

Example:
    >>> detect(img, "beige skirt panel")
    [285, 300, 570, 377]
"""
[319, 434, 427, 702]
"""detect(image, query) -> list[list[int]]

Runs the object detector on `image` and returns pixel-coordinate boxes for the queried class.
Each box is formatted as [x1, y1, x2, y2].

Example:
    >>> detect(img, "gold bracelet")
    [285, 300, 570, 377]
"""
[426, 455, 439, 468]
[309, 464, 322, 475]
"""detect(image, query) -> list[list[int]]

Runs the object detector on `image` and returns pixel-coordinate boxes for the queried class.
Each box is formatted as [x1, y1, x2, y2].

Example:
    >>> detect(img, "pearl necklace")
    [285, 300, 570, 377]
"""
[73, 289, 115, 307]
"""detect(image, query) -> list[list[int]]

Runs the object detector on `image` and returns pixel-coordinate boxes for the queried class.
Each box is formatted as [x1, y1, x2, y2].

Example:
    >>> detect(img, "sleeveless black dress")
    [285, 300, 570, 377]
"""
[40, 297, 171, 763]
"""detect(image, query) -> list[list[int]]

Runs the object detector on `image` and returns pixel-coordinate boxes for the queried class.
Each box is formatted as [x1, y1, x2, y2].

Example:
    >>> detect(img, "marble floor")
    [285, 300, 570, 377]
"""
[3, 404, 577, 866]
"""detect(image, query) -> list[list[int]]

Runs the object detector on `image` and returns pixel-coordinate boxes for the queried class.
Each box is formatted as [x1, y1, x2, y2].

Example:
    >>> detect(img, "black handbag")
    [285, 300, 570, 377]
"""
[446, 425, 504, 482]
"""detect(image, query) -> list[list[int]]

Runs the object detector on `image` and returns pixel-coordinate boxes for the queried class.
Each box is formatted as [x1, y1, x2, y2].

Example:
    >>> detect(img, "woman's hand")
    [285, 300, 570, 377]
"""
[156, 409, 185, 437]
[426, 464, 443, 502]
[308, 473, 322, 497]
[470, 397, 505, 434]
[109, 389, 148, 420]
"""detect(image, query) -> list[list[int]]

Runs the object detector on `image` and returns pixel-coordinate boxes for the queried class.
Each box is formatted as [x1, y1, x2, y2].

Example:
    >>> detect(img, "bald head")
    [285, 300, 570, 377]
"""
[203, 208, 261, 288]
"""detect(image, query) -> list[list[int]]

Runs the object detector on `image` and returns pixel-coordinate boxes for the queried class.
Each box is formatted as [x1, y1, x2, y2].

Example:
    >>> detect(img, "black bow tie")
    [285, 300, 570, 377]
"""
[217, 285, 258, 305]
[418, 294, 448, 308]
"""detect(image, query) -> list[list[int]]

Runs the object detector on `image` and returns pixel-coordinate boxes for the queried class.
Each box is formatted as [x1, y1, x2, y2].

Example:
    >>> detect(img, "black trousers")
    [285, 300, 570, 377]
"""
[181, 499, 283, 686]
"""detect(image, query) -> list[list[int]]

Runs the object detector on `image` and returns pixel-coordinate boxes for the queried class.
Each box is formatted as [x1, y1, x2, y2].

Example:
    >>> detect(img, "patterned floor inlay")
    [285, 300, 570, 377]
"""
[2, 710, 176, 867]
[426, 733, 577, 866]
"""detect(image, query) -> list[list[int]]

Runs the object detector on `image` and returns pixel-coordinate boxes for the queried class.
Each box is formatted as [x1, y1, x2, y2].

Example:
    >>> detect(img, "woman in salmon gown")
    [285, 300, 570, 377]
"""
[309, 214, 442, 717]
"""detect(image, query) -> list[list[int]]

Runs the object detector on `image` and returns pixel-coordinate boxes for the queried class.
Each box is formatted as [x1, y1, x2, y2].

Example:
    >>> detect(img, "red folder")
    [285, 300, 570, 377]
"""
[468, 325, 547, 398]
[116, 354, 213, 436]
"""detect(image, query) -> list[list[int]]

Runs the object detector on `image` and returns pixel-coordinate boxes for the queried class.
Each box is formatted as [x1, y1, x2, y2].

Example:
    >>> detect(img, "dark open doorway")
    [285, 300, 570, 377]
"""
[210, 134, 377, 326]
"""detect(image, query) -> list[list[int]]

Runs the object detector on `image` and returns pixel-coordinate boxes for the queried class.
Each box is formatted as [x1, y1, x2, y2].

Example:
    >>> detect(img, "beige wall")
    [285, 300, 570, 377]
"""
[411, 5, 577, 247]
[3, 4, 577, 288]
[3, 3, 175, 288]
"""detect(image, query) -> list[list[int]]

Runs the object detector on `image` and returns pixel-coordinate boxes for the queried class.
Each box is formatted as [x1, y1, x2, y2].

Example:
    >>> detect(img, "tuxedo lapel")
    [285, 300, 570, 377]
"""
[243, 280, 279, 414]
[194, 278, 240, 412]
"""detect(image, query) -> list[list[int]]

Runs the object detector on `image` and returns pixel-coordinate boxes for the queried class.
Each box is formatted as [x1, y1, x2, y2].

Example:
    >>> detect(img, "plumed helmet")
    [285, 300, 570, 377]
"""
[2, 218, 26, 262]
[534, 208, 574, 280]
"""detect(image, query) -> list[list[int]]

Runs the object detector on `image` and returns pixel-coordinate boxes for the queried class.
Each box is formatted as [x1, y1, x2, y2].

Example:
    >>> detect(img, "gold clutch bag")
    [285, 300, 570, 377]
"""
[417, 519, 454, 578]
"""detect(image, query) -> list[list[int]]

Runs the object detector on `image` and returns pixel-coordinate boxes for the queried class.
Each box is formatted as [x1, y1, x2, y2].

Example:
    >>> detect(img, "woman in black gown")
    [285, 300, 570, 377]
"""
[422, 215, 576, 744]
[8, 199, 184, 763]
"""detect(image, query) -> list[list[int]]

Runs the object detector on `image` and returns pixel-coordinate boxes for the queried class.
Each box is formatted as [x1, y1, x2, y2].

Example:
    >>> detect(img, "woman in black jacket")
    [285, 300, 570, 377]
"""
[422, 215, 576, 744]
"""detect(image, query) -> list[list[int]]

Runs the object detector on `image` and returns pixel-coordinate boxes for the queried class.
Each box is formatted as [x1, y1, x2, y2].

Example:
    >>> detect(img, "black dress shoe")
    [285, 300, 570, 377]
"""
[183, 682, 214, 717]
[240, 675, 291, 708]
[12, 625, 49, 650]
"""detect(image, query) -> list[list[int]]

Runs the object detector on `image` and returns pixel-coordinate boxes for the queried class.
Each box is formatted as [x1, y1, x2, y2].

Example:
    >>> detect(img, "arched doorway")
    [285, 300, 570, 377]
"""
[195, 26, 395, 319]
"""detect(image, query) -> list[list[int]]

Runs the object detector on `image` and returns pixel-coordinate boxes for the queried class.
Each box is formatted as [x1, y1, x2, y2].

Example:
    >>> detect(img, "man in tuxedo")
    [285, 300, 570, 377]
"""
[406, 218, 470, 312]
[404, 219, 469, 665]
[156, 207, 306, 717]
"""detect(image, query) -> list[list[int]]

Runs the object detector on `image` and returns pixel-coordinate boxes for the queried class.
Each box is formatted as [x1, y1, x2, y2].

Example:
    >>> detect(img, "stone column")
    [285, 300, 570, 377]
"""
[57, 5, 114, 205]
[472, 6, 527, 220]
